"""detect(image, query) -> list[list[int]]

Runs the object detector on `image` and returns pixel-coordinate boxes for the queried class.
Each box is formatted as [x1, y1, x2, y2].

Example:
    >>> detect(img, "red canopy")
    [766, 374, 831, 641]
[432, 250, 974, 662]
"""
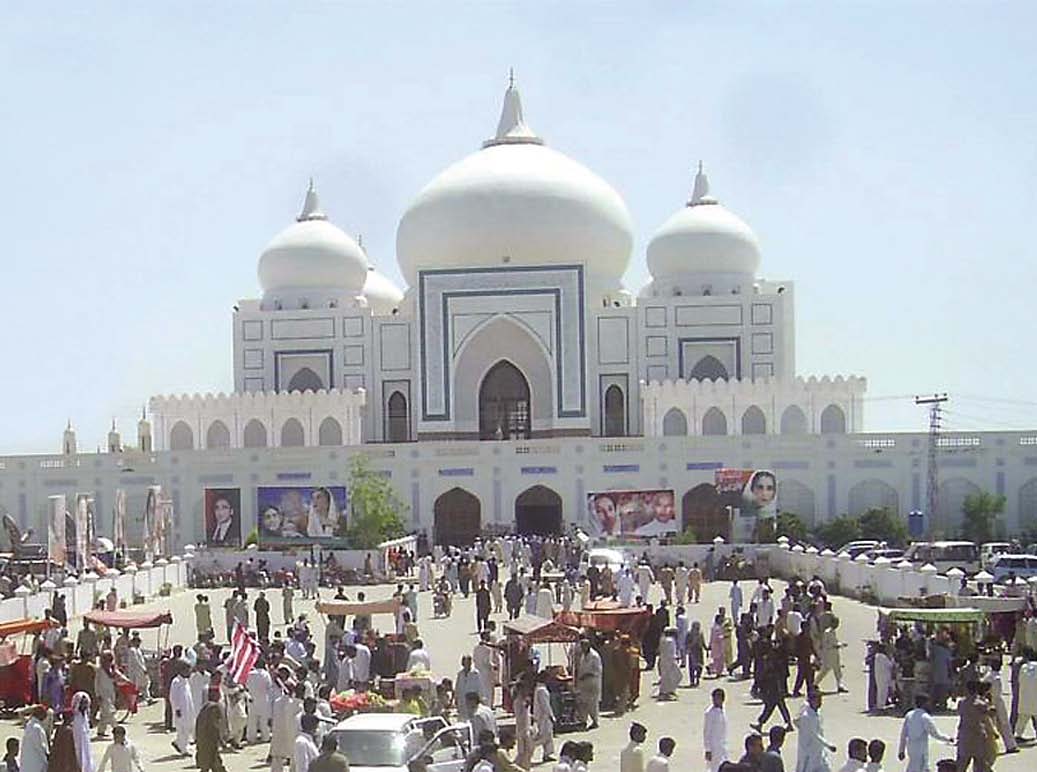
[554, 605, 651, 637]
[503, 614, 581, 643]
[0, 618, 58, 638]
[84, 609, 173, 629]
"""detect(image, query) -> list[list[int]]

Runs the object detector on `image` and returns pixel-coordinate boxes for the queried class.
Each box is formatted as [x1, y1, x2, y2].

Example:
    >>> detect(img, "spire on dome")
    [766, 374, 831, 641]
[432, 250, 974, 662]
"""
[297, 178, 328, 222]
[483, 71, 544, 148]
[689, 161, 718, 206]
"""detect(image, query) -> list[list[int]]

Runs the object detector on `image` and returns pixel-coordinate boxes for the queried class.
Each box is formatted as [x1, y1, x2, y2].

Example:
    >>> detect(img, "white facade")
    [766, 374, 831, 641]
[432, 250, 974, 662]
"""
[2, 77, 1034, 548]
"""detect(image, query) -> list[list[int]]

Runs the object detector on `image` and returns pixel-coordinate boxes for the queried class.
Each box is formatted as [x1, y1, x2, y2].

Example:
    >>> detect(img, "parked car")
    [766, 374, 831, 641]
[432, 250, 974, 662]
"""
[989, 553, 1037, 583]
[835, 540, 879, 558]
[980, 542, 1014, 569]
[903, 541, 980, 574]
[866, 548, 905, 563]
[329, 713, 472, 772]
[582, 547, 628, 574]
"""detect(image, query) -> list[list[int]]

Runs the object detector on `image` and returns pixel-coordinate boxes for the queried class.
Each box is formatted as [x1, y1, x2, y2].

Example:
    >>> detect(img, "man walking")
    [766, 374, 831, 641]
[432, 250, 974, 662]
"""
[704, 687, 729, 772]
[795, 690, 836, 772]
[575, 638, 602, 730]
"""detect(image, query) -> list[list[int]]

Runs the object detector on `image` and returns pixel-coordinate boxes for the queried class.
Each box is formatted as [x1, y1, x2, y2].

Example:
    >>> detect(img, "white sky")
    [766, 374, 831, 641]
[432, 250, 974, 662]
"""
[2, 3, 1036, 453]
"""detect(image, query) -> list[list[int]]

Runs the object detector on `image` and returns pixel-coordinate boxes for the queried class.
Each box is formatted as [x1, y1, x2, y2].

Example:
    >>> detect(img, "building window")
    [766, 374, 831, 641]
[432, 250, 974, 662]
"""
[702, 407, 728, 436]
[603, 385, 626, 437]
[169, 421, 194, 451]
[741, 405, 767, 435]
[662, 408, 688, 436]
[205, 420, 231, 449]
[280, 418, 305, 447]
[386, 392, 410, 443]
[242, 419, 267, 448]
[318, 417, 343, 446]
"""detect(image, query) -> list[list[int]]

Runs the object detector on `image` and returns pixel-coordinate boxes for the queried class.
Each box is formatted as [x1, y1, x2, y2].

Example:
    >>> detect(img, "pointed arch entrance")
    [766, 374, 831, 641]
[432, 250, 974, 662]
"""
[479, 361, 531, 440]
[433, 487, 482, 546]
[515, 485, 563, 536]
[681, 483, 730, 541]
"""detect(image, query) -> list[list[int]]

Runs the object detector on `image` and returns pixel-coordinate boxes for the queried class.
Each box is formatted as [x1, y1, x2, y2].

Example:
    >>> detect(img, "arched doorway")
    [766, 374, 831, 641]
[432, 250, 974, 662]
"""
[386, 391, 409, 442]
[433, 488, 482, 545]
[681, 483, 729, 541]
[603, 385, 626, 437]
[287, 367, 323, 393]
[479, 361, 531, 440]
[515, 485, 563, 536]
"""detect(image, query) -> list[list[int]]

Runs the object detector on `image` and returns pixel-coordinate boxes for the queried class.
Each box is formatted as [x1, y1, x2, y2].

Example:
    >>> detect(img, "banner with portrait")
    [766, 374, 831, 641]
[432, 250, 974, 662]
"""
[587, 489, 677, 537]
[256, 485, 349, 548]
[204, 488, 242, 548]
[48, 495, 66, 567]
[75, 493, 90, 571]
[714, 469, 778, 519]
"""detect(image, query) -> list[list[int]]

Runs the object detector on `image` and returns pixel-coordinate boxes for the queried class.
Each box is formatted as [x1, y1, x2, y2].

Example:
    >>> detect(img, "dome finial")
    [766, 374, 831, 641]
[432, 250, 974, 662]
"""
[298, 178, 327, 222]
[483, 71, 544, 148]
[689, 161, 717, 206]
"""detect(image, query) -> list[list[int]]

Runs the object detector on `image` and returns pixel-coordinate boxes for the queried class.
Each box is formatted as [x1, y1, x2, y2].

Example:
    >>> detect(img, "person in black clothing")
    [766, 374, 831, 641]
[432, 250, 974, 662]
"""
[642, 604, 662, 670]
[751, 640, 794, 733]
[732, 614, 754, 679]
[475, 580, 492, 632]
[254, 592, 271, 641]
[791, 620, 816, 697]
[586, 564, 601, 599]
[504, 575, 523, 620]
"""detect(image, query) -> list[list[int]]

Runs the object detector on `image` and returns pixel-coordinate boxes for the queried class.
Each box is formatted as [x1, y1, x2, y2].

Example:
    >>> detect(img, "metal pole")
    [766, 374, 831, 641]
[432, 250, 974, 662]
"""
[915, 394, 948, 537]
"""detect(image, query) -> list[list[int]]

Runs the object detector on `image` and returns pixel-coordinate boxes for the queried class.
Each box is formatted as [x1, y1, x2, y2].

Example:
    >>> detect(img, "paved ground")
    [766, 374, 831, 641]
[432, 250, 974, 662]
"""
[2, 575, 1032, 771]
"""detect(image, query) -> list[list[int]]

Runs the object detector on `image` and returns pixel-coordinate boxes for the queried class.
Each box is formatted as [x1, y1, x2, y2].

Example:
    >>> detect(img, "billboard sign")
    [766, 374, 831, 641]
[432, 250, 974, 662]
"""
[204, 488, 242, 548]
[714, 468, 778, 519]
[257, 485, 349, 548]
[587, 489, 677, 537]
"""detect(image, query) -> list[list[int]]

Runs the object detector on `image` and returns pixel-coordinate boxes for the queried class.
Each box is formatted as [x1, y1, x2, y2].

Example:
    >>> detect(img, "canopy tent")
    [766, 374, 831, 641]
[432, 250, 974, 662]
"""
[503, 614, 581, 644]
[555, 603, 651, 637]
[0, 618, 57, 639]
[881, 607, 985, 624]
[84, 609, 173, 629]
[947, 595, 1028, 613]
[378, 535, 418, 576]
[316, 597, 401, 617]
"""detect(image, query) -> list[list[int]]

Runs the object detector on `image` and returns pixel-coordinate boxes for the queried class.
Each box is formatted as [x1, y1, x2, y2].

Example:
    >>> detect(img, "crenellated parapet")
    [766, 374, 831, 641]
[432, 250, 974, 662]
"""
[641, 375, 866, 437]
[148, 388, 367, 451]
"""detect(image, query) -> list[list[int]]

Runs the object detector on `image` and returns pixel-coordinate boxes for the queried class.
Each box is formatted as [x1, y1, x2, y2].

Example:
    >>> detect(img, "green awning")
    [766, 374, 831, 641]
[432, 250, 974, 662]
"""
[882, 607, 984, 624]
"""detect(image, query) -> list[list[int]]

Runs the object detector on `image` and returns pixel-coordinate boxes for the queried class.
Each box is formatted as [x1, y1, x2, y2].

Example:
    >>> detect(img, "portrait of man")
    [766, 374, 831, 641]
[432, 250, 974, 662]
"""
[204, 489, 241, 547]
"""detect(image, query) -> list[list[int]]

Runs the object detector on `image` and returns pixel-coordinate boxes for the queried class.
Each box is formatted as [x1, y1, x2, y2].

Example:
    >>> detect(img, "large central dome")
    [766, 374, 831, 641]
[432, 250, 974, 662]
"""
[396, 80, 633, 288]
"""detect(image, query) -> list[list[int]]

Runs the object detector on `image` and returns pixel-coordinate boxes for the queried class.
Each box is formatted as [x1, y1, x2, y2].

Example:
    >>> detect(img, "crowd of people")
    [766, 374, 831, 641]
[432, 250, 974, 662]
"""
[7, 532, 1029, 772]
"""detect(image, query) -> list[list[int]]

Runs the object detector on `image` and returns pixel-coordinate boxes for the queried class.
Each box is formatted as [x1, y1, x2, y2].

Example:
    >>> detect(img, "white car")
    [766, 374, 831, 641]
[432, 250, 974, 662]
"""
[989, 553, 1037, 583]
[329, 712, 473, 772]
[583, 547, 628, 574]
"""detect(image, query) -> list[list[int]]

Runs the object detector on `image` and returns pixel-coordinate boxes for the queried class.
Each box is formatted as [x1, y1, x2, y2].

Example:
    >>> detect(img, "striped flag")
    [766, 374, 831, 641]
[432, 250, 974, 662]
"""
[229, 621, 261, 684]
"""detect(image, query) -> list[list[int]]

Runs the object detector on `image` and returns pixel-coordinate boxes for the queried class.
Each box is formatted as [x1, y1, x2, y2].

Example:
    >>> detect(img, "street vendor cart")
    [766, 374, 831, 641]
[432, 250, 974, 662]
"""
[555, 601, 651, 715]
[501, 614, 583, 732]
[0, 618, 58, 712]
[83, 608, 174, 719]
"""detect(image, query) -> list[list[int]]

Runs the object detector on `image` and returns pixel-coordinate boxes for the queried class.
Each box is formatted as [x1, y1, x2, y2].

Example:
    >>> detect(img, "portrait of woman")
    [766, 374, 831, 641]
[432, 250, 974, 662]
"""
[305, 486, 341, 538]
[742, 470, 777, 516]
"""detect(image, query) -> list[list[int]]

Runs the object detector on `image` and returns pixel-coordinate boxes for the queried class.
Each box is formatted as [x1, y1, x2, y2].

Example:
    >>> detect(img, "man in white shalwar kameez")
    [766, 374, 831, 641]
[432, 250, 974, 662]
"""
[795, 691, 837, 772]
[982, 660, 1017, 752]
[657, 630, 681, 699]
[20, 707, 50, 772]
[636, 564, 655, 601]
[898, 694, 954, 772]
[618, 570, 636, 608]
[532, 674, 555, 763]
[168, 665, 195, 755]
[703, 688, 729, 772]
[473, 633, 498, 708]
[246, 662, 274, 743]
[271, 684, 304, 772]
[535, 584, 555, 619]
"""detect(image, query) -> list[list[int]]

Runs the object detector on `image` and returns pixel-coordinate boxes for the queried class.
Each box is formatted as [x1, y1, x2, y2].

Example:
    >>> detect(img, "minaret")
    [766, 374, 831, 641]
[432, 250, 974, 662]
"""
[483, 70, 544, 148]
[107, 419, 122, 454]
[137, 407, 152, 453]
[62, 420, 77, 456]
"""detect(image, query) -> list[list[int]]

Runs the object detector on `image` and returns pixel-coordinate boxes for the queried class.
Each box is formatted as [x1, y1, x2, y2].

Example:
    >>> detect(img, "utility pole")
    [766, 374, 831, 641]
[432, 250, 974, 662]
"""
[915, 393, 948, 536]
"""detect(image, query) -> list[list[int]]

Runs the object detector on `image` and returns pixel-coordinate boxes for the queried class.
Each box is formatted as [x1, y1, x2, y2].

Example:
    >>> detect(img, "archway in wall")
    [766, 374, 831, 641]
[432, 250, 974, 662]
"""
[206, 420, 231, 449]
[689, 356, 728, 381]
[780, 405, 808, 435]
[170, 421, 194, 451]
[514, 485, 563, 536]
[386, 391, 409, 442]
[820, 404, 847, 434]
[433, 487, 482, 546]
[1020, 478, 1037, 533]
[281, 418, 305, 447]
[682, 483, 729, 541]
[603, 385, 626, 437]
[702, 407, 728, 436]
[741, 405, 767, 435]
[935, 477, 981, 536]
[778, 480, 817, 526]
[318, 417, 343, 446]
[662, 408, 688, 436]
[287, 367, 324, 393]
[847, 479, 899, 516]
[243, 419, 268, 448]
[479, 361, 531, 440]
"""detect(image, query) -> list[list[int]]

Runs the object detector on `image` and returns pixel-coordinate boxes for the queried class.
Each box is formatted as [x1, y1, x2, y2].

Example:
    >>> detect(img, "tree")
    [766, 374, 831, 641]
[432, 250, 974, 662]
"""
[674, 526, 698, 545]
[961, 491, 1005, 544]
[774, 511, 809, 542]
[346, 455, 407, 549]
[812, 515, 861, 550]
[857, 507, 908, 546]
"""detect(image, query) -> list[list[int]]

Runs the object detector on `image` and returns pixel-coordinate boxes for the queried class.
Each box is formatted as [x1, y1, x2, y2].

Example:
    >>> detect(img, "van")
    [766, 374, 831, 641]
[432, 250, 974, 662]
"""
[903, 541, 980, 574]
[989, 554, 1037, 583]
[980, 542, 1013, 569]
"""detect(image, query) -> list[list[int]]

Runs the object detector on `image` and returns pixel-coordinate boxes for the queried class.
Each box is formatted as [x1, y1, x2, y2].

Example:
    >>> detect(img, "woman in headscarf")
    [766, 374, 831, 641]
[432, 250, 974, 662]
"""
[71, 692, 94, 772]
[305, 487, 339, 538]
[687, 619, 706, 686]
[709, 611, 726, 677]
[49, 710, 80, 772]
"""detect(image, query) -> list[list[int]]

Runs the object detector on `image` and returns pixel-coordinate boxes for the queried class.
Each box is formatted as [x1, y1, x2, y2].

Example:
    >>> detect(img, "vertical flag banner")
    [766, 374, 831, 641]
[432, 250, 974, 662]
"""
[75, 494, 90, 571]
[48, 495, 66, 567]
[148, 485, 163, 559]
[113, 489, 127, 558]
[143, 488, 156, 562]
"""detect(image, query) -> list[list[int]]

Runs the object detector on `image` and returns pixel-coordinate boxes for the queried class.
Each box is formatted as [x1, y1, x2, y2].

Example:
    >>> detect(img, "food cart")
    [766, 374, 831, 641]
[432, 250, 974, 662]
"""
[555, 601, 651, 713]
[83, 608, 174, 718]
[501, 614, 582, 731]
[0, 618, 58, 712]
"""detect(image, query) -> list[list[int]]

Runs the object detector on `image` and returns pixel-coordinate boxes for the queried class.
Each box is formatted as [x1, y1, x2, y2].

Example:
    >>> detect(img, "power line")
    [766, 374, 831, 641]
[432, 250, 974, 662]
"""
[916, 394, 948, 537]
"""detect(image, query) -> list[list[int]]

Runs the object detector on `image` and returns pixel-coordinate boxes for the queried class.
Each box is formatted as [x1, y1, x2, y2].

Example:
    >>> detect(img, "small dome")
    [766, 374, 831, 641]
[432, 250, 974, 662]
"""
[646, 164, 760, 281]
[258, 182, 368, 295]
[363, 266, 404, 315]
[396, 79, 633, 288]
